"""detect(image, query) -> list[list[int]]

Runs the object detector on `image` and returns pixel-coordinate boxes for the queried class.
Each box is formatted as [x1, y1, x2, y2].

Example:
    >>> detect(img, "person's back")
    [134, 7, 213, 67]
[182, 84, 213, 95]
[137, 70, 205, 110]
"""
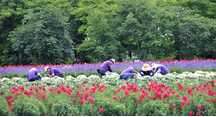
[27, 68, 42, 82]
[100, 61, 111, 72]
[51, 68, 62, 75]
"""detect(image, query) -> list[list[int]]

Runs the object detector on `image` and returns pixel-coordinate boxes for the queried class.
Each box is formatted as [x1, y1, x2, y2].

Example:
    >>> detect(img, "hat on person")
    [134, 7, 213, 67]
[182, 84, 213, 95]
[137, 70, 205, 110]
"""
[110, 59, 115, 64]
[129, 66, 133, 69]
[142, 64, 151, 71]
[44, 66, 50, 71]
[29, 68, 36, 72]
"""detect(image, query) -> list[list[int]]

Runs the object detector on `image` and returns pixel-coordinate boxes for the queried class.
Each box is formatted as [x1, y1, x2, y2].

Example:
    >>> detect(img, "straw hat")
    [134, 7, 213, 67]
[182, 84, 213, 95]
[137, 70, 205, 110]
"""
[142, 64, 151, 71]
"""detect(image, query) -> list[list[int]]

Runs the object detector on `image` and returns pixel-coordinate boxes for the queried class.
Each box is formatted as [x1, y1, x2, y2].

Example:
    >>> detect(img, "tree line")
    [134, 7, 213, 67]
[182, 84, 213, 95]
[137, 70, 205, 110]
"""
[0, 0, 216, 66]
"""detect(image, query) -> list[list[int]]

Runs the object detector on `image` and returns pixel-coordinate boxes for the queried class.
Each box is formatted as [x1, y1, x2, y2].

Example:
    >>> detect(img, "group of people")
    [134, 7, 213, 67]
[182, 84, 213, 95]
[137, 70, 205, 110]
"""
[97, 59, 169, 80]
[27, 59, 169, 82]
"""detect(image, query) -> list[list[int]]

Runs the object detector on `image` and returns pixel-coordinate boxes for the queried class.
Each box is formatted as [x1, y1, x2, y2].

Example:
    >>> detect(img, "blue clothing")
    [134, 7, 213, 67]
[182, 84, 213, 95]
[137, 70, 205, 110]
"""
[28, 76, 41, 82]
[98, 69, 106, 78]
[120, 68, 135, 77]
[120, 73, 136, 79]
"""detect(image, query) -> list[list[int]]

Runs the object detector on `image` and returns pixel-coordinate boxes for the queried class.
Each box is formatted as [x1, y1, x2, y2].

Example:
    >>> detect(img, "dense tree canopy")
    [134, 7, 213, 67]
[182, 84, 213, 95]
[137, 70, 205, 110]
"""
[0, 0, 216, 65]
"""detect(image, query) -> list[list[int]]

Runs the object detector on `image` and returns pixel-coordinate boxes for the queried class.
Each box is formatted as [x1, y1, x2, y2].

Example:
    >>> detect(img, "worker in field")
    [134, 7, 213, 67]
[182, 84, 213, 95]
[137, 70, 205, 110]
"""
[151, 63, 169, 75]
[119, 66, 138, 79]
[97, 59, 115, 78]
[27, 68, 43, 82]
[140, 64, 154, 76]
[45, 66, 65, 78]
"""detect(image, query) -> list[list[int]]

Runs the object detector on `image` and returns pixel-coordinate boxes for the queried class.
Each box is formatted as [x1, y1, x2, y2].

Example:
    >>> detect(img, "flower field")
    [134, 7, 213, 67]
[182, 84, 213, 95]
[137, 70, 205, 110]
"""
[0, 70, 216, 116]
[0, 59, 216, 116]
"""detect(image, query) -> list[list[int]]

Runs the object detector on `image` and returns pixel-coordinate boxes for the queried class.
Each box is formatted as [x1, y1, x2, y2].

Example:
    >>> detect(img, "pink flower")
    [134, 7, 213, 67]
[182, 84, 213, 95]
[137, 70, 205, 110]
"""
[105, 86, 107, 89]
[126, 82, 129, 85]
[196, 112, 200, 116]
[67, 85, 70, 88]
[81, 82, 84, 85]
[186, 101, 190, 105]
[92, 83, 95, 86]
[113, 96, 118, 100]
[8, 95, 12, 100]
[137, 99, 141, 104]
[10, 108, 14, 111]
[124, 104, 126, 106]
[183, 95, 187, 101]
[0, 92, 1, 95]
[207, 99, 210, 102]
[175, 94, 179, 98]
[198, 105, 202, 110]
[72, 99, 76, 103]
[37, 96, 41, 101]
[51, 104, 55, 107]
[214, 98, 216, 102]
[171, 104, 175, 109]
[42, 95, 45, 99]
[99, 108, 104, 113]
[32, 83, 34, 86]
[189, 112, 193, 116]
[180, 101, 185, 106]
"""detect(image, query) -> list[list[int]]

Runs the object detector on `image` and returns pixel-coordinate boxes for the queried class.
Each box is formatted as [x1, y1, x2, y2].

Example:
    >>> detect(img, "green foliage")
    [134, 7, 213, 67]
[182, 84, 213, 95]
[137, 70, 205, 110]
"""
[8, 6, 74, 65]
[0, 96, 9, 116]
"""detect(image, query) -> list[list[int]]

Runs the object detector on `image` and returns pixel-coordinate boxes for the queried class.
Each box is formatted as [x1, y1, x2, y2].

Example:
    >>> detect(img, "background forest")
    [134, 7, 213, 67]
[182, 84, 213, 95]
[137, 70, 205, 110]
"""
[0, 0, 216, 65]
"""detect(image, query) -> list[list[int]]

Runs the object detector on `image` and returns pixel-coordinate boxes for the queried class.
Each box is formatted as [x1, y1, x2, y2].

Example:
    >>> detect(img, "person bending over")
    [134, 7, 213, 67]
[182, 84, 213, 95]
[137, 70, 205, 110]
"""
[152, 63, 169, 75]
[27, 68, 42, 82]
[97, 59, 115, 78]
[45, 67, 65, 78]
[119, 66, 138, 80]
[140, 64, 154, 76]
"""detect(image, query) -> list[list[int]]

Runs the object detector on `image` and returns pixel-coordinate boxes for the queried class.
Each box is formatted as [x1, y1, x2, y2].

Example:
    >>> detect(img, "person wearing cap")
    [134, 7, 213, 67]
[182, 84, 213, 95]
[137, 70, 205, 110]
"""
[140, 64, 154, 76]
[45, 67, 65, 78]
[151, 63, 169, 75]
[97, 59, 115, 78]
[27, 68, 43, 82]
[119, 66, 138, 80]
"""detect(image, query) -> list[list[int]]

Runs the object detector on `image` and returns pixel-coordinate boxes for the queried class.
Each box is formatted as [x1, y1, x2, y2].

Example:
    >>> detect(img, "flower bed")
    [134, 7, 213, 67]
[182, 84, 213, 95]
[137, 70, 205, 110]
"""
[0, 71, 216, 116]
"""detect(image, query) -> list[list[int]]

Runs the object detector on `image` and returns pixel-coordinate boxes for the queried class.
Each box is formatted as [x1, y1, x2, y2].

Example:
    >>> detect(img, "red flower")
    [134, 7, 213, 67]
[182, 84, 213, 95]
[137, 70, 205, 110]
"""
[32, 83, 34, 86]
[57, 90, 61, 94]
[126, 82, 129, 85]
[180, 101, 185, 106]
[207, 99, 210, 102]
[67, 85, 70, 88]
[189, 112, 193, 116]
[81, 82, 84, 85]
[37, 96, 41, 101]
[214, 98, 216, 102]
[42, 87, 46, 91]
[99, 108, 104, 113]
[183, 95, 187, 101]
[105, 86, 107, 89]
[186, 101, 191, 105]
[124, 104, 126, 106]
[171, 104, 175, 109]
[148, 95, 153, 99]
[72, 99, 76, 103]
[92, 83, 95, 86]
[51, 104, 55, 107]
[10, 108, 14, 111]
[0, 92, 2, 95]
[196, 112, 200, 116]
[42, 95, 45, 99]
[137, 99, 141, 104]
[175, 94, 179, 98]
[198, 105, 202, 110]
[8, 95, 12, 100]
[113, 96, 118, 100]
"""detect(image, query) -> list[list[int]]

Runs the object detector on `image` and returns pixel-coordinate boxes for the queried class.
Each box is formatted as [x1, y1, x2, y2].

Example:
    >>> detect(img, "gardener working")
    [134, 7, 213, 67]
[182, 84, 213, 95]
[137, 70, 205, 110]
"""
[27, 68, 43, 82]
[140, 64, 154, 76]
[119, 66, 138, 80]
[45, 67, 65, 78]
[151, 63, 169, 75]
[97, 59, 115, 78]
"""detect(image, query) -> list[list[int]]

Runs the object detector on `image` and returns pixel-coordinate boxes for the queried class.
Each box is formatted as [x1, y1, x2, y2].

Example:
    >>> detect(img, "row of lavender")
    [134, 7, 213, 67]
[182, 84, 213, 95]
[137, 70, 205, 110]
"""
[1, 59, 216, 76]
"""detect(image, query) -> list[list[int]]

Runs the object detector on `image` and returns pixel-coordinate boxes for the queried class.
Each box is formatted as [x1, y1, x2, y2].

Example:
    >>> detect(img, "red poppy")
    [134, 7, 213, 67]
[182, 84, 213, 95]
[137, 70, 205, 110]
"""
[113, 96, 118, 100]
[72, 99, 76, 103]
[51, 104, 55, 107]
[175, 94, 179, 98]
[198, 105, 202, 110]
[92, 83, 95, 86]
[183, 96, 187, 101]
[180, 101, 185, 106]
[10, 108, 14, 111]
[196, 112, 200, 116]
[189, 112, 193, 116]
[99, 108, 104, 113]
[171, 104, 175, 109]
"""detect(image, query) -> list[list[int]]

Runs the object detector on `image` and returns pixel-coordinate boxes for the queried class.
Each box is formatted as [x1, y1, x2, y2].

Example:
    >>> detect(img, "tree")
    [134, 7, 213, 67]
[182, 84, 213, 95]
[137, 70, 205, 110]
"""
[8, 6, 74, 64]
